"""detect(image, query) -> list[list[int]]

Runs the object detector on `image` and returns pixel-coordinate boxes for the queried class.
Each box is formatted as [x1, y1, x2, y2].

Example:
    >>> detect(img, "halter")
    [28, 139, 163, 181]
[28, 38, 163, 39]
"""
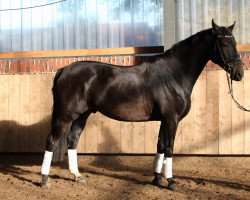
[215, 35, 241, 73]
[216, 35, 250, 112]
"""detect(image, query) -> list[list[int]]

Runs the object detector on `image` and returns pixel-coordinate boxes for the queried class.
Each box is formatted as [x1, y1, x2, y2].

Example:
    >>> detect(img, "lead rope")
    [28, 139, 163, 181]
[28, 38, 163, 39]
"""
[226, 72, 250, 112]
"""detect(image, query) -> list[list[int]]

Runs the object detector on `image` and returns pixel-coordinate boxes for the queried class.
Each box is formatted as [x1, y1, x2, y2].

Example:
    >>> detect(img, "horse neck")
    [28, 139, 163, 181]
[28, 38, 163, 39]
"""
[166, 29, 214, 93]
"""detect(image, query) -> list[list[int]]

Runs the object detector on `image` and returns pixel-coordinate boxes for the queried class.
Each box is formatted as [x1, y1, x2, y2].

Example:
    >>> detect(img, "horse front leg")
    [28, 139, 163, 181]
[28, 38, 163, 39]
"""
[152, 123, 165, 187]
[163, 117, 180, 191]
[153, 117, 180, 191]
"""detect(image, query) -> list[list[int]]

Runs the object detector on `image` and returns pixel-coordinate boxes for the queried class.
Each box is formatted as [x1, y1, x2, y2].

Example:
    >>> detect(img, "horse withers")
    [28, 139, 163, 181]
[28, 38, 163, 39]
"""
[40, 20, 244, 190]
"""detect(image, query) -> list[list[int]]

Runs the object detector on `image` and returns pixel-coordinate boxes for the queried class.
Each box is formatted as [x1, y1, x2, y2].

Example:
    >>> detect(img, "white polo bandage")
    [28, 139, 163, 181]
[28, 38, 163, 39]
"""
[153, 153, 164, 173]
[41, 151, 53, 175]
[163, 157, 172, 179]
[68, 149, 79, 174]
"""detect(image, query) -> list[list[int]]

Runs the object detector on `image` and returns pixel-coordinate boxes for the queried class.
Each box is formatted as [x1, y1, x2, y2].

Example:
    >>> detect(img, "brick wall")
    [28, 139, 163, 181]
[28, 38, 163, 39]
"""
[0, 56, 143, 75]
[0, 53, 249, 75]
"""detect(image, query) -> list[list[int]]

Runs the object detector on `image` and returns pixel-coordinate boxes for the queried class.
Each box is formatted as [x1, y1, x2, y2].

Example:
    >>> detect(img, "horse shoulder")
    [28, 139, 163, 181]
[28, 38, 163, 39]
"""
[148, 69, 191, 120]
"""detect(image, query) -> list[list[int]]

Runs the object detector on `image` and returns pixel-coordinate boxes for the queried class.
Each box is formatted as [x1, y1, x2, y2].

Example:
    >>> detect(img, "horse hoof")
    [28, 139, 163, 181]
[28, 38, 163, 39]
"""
[75, 176, 87, 183]
[40, 175, 51, 188]
[167, 180, 180, 191]
[152, 178, 165, 188]
[40, 180, 51, 188]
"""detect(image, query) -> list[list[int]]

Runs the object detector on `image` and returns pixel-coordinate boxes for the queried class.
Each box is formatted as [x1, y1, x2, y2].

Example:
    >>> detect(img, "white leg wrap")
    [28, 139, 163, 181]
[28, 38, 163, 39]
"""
[163, 157, 173, 179]
[153, 153, 164, 173]
[68, 149, 79, 174]
[41, 151, 53, 175]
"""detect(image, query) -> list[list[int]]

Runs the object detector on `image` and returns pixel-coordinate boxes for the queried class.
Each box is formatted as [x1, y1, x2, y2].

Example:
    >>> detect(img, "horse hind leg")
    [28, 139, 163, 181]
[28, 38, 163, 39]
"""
[67, 110, 91, 183]
[40, 118, 72, 188]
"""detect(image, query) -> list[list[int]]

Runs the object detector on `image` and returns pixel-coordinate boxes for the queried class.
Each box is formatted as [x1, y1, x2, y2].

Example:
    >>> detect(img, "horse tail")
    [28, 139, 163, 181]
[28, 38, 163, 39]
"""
[51, 68, 67, 162]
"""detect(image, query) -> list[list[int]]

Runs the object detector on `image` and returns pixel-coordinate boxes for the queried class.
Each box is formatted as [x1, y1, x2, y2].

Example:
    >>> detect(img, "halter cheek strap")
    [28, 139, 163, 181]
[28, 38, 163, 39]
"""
[215, 35, 241, 73]
[215, 41, 232, 72]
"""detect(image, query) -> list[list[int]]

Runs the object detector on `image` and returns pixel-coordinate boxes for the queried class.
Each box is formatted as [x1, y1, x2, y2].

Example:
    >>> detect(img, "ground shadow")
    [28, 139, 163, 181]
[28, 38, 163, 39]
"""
[0, 114, 249, 198]
[82, 165, 151, 186]
[175, 175, 250, 192]
[0, 164, 41, 186]
[87, 125, 153, 174]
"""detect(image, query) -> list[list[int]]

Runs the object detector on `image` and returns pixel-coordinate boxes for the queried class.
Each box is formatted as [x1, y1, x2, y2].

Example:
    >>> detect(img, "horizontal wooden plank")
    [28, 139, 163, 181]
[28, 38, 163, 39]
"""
[0, 44, 248, 59]
[0, 46, 164, 59]
[237, 44, 250, 52]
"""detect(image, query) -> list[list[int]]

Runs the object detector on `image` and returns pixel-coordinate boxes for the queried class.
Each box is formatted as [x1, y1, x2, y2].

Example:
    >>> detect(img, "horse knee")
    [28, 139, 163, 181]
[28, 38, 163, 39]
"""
[67, 132, 81, 149]
[164, 149, 173, 157]
[157, 138, 165, 154]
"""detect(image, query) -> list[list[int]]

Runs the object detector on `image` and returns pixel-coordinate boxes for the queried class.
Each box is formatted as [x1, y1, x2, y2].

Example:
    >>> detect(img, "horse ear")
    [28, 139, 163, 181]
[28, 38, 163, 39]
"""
[228, 21, 236, 33]
[212, 19, 220, 34]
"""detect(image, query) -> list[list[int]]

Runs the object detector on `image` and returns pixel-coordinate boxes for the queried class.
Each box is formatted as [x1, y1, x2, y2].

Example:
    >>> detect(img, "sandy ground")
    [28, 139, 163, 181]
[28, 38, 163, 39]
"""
[0, 155, 249, 200]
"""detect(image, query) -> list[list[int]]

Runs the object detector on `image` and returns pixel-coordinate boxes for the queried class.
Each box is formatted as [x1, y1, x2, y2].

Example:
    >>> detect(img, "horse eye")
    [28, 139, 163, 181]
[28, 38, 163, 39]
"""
[222, 43, 229, 48]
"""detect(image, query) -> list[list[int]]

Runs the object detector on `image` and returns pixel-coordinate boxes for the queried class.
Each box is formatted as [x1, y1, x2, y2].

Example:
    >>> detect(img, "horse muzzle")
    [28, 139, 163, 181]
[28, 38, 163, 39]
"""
[230, 61, 244, 81]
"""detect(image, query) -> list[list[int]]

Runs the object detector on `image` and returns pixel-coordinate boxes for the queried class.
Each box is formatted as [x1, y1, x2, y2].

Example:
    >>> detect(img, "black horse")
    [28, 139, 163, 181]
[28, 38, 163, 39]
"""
[40, 20, 244, 190]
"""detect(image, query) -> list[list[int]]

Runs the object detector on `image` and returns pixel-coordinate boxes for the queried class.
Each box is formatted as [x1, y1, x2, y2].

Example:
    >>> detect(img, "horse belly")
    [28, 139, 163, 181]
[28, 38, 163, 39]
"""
[98, 100, 152, 122]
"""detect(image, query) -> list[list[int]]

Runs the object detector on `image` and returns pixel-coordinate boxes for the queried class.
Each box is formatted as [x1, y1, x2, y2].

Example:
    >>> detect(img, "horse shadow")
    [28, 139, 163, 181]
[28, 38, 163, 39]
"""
[0, 118, 154, 187]
[0, 117, 71, 186]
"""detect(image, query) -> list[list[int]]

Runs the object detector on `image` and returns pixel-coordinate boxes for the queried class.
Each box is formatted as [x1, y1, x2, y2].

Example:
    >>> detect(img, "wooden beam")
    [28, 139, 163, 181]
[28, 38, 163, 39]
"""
[237, 44, 250, 52]
[0, 44, 248, 59]
[0, 46, 164, 59]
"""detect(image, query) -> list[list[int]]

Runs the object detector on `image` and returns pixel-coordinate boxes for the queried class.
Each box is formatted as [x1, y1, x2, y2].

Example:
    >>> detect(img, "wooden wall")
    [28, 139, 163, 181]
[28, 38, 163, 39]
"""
[0, 54, 249, 155]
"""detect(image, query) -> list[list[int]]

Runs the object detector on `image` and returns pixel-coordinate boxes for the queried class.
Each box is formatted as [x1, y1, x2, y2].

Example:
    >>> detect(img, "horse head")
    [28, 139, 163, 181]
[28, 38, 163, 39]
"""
[211, 19, 244, 81]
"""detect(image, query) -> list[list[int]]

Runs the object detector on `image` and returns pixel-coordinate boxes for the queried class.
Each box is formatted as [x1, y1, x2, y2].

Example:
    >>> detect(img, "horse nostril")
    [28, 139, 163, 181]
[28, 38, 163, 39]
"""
[236, 71, 244, 80]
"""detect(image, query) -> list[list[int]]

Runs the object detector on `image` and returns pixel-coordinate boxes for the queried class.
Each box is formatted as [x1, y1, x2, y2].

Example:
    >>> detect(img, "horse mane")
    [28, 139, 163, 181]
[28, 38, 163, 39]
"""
[164, 28, 213, 56]
[143, 28, 213, 65]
